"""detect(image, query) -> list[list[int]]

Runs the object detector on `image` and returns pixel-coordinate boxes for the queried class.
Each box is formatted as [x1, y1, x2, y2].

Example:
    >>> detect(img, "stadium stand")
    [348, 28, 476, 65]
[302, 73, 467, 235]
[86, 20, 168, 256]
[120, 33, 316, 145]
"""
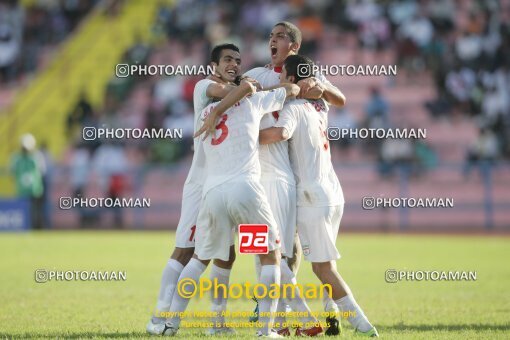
[0, 0, 162, 194]
[1, 0, 509, 231]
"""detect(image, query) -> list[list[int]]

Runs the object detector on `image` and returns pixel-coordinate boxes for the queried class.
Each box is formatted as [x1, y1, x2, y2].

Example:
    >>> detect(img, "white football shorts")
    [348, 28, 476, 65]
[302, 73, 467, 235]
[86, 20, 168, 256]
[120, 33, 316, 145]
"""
[297, 204, 344, 262]
[195, 179, 280, 261]
[260, 178, 296, 258]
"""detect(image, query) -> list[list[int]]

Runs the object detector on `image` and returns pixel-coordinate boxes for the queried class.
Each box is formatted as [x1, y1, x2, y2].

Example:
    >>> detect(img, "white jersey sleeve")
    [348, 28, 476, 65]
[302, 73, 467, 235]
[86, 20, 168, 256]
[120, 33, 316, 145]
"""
[193, 79, 216, 121]
[186, 79, 216, 185]
[244, 67, 266, 80]
[249, 87, 287, 116]
[274, 104, 299, 139]
[246, 67, 295, 183]
[244, 67, 281, 89]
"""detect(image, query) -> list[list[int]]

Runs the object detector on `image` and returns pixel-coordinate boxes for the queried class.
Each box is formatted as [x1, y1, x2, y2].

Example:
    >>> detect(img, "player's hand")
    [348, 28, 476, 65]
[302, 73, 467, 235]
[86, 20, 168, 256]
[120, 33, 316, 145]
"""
[194, 111, 219, 140]
[239, 79, 257, 95]
[240, 76, 261, 91]
[300, 83, 324, 100]
[297, 77, 317, 98]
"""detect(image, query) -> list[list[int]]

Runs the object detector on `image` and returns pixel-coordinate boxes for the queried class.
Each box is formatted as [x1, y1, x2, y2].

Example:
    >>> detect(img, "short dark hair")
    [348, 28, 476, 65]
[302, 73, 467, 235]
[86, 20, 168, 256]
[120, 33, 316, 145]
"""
[283, 54, 314, 83]
[210, 43, 240, 64]
[274, 21, 302, 47]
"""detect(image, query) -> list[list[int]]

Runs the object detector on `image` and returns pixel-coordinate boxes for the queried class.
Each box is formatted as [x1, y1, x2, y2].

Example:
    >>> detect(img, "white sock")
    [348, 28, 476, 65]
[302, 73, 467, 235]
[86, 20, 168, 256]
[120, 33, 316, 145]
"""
[258, 264, 280, 335]
[274, 299, 286, 330]
[210, 264, 231, 326]
[280, 261, 315, 325]
[323, 291, 339, 313]
[335, 295, 373, 332]
[168, 258, 207, 328]
[152, 259, 184, 323]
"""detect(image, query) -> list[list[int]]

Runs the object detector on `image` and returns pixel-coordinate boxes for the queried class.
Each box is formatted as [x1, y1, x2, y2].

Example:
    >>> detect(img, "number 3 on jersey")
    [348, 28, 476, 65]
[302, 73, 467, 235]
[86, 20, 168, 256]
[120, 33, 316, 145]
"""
[211, 114, 228, 145]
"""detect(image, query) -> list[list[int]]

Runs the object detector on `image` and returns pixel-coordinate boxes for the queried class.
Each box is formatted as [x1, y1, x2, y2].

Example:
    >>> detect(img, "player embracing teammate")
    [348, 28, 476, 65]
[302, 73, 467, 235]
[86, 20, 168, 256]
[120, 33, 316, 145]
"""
[260, 54, 378, 337]
[147, 21, 378, 338]
[147, 44, 246, 336]
[244, 21, 346, 336]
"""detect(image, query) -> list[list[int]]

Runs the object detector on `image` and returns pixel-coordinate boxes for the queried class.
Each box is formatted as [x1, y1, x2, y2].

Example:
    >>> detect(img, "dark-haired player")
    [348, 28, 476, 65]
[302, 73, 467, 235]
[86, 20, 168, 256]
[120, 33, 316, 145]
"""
[244, 21, 345, 336]
[260, 54, 378, 337]
[147, 43, 258, 336]
[163, 79, 300, 338]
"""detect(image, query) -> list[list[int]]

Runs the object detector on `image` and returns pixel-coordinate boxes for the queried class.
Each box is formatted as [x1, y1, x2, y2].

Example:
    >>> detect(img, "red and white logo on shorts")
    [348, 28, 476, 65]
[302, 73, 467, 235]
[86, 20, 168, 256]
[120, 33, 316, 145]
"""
[239, 224, 269, 254]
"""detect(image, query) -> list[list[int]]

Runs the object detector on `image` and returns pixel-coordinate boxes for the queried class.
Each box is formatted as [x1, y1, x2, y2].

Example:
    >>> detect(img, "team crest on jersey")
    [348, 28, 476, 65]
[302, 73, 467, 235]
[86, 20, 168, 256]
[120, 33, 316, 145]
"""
[302, 245, 310, 256]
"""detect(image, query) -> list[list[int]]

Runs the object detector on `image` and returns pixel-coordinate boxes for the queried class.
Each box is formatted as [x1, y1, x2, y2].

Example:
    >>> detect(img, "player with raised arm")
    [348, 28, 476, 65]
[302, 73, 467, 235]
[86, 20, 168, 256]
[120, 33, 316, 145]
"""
[259, 55, 379, 337]
[244, 21, 345, 336]
[146, 44, 258, 336]
[160, 80, 300, 337]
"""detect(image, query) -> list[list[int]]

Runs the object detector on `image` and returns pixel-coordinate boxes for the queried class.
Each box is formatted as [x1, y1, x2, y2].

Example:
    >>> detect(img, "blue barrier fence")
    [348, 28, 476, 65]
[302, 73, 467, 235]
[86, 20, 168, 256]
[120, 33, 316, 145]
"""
[1, 162, 509, 231]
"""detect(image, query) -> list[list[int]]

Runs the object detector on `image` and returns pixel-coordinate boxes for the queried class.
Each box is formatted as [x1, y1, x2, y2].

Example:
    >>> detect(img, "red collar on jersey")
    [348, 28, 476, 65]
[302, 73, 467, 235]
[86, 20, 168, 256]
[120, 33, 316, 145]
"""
[273, 66, 282, 73]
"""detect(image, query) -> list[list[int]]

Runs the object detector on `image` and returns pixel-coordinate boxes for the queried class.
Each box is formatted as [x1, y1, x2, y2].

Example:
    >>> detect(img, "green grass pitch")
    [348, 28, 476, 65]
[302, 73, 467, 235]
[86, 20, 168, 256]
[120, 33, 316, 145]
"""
[0, 232, 509, 339]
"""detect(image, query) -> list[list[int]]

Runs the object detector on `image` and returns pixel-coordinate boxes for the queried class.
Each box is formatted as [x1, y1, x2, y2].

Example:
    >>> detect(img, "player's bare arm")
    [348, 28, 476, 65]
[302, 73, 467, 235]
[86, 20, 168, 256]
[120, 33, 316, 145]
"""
[239, 76, 262, 90]
[298, 77, 346, 106]
[280, 83, 300, 99]
[258, 83, 300, 97]
[320, 81, 346, 106]
[296, 77, 324, 100]
[259, 126, 288, 145]
[205, 81, 237, 100]
[205, 76, 261, 98]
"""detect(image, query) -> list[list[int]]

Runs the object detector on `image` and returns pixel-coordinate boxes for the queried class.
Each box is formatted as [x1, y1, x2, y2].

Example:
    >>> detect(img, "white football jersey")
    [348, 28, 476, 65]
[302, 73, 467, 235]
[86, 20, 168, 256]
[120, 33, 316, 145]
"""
[244, 66, 333, 184]
[200, 88, 287, 196]
[275, 98, 344, 207]
[185, 79, 216, 185]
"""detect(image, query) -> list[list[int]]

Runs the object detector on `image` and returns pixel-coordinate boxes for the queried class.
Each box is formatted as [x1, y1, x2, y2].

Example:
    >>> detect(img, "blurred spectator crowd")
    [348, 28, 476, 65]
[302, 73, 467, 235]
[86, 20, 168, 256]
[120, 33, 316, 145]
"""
[6, 0, 510, 229]
[46, 0, 510, 177]
[0, 0, 96, 84]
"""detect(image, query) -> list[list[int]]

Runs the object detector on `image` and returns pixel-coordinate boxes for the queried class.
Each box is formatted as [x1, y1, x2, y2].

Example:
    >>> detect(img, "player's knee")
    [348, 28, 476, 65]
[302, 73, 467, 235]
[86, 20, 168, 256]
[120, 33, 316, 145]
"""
[311, 262, 322, 277]
[259, 249, 280, 266]
[293, 241, 302, 258]
[192, 254, 211, 266]
[286, 255, 299, 273]
[171, 247, 195, 266]
[227, 246, 236, 265]
[287, 237, 302, 273]
[312, 262, 331, 279]
[213, 254, 235, 269]
[212, 246, 235, 269]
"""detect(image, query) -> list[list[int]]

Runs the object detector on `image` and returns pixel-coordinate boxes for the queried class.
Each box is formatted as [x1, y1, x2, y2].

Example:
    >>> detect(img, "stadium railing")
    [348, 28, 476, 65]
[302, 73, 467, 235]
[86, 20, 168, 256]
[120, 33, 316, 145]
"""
[1, 162, 509, 232]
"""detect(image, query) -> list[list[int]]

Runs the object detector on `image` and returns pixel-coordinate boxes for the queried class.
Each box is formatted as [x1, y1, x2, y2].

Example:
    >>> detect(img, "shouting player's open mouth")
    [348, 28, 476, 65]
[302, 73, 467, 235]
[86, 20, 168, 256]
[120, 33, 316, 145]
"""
[271, 45, 278, 59]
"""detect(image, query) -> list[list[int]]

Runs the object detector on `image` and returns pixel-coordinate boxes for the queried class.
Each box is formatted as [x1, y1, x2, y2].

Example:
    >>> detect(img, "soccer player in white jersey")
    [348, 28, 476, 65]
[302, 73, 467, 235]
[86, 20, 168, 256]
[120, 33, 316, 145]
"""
[259, 55, 379, 337]
[147, 44, 259, 336]
[159, 80, 300, 338]
[244, 21, 345, 335]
